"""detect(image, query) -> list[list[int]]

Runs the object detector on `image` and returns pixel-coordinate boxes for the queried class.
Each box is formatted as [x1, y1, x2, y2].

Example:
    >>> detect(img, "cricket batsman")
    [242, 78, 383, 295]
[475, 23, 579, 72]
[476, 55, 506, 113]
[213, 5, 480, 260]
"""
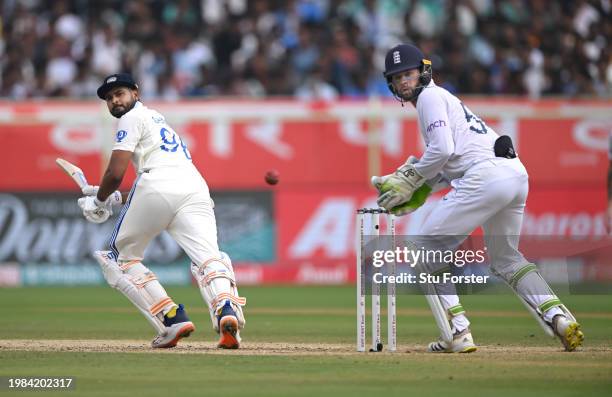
[371, 44, 584, 352]
[77, 73, 246, 349]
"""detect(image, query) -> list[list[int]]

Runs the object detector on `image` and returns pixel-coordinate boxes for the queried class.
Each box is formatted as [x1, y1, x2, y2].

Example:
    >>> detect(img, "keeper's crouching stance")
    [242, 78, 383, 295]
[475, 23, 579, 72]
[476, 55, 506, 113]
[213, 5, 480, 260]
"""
[78, 73, 246, 348]
[373, 44, 583, 352]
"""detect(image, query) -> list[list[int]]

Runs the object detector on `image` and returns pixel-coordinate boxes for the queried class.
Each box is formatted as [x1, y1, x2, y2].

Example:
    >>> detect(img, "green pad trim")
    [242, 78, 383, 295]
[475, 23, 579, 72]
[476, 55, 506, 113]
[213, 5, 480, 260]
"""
[510, 263, 538, 288]
[538, 298, 562, 313]
[448, 304, 465, 317]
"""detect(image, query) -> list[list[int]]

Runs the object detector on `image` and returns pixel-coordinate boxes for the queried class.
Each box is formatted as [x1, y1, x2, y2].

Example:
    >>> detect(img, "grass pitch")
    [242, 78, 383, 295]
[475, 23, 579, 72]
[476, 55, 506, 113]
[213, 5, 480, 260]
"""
[1, 286, 611, 396]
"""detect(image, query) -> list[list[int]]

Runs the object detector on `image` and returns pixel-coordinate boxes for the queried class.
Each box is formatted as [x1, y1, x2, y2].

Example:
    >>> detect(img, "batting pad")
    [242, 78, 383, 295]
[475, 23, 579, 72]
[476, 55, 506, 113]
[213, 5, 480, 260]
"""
[191, 251, 246, 333]
[94, 250, 175, 335]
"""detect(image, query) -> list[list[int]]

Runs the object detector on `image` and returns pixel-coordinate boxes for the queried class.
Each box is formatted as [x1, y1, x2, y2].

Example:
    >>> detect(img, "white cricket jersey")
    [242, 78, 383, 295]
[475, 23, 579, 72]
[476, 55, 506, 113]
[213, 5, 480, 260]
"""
[112, 101, 193, 172]
[413, 81, 499, 180]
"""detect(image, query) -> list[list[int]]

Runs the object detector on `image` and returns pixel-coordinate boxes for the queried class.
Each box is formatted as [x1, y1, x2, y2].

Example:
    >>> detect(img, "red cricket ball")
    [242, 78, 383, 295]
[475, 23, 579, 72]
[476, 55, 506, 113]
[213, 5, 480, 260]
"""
[264, 170, 279, 185]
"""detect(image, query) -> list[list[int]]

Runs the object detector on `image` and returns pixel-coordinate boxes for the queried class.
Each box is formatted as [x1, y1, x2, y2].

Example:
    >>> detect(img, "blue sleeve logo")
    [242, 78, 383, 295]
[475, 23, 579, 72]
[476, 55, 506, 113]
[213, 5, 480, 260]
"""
[116, 130, 127, 142]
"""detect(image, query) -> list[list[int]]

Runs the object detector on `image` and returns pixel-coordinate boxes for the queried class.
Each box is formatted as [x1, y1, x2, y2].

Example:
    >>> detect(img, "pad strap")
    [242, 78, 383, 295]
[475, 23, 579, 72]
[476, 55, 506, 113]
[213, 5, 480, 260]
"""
[448, 304, 465, 317]
[150, 297, 175, 316]
[538, 298, 562, 314]
[120, 260, 142, 271]
[212, 292, 247, 309]
[199, 270, 236, 287]
[195, 259, 236, 287]
[132, 272, 158, 288]
[510, 263, 538, 289]
[201, 257, 233, 272]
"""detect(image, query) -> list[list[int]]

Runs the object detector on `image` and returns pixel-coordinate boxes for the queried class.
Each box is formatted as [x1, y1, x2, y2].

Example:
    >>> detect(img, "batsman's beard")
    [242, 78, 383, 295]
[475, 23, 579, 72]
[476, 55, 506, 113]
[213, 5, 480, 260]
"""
[111, 99, 137, 118]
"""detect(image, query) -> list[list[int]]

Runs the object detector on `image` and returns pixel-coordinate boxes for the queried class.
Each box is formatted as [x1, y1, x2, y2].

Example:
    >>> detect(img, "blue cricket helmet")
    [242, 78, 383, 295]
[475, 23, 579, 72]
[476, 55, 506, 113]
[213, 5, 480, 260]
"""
[97, 73, 139, 99]
[383, 44, 432, 101]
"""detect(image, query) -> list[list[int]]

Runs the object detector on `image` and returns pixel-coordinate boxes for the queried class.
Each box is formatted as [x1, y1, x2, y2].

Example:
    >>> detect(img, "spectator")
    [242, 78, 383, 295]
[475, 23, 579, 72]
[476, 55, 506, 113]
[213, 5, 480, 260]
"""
[0, 0, 609, 99]
[91, 23, 122, 77]
[295, 66, 339, 101]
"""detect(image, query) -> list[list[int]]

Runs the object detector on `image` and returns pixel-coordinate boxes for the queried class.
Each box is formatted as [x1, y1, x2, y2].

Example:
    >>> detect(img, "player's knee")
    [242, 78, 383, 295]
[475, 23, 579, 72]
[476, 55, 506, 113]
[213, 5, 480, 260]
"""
[94, 251, 122, 288]
[191, 252, 234, 281]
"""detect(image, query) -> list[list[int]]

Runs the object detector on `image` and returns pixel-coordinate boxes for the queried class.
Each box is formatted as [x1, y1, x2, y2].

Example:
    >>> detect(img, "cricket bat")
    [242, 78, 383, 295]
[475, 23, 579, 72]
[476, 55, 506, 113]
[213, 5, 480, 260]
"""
[55, 158, 89, 193]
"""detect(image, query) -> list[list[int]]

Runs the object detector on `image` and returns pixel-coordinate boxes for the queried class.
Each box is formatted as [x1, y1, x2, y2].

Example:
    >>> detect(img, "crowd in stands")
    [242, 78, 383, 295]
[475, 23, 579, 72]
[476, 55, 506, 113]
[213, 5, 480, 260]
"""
[1, 0, 610, 100]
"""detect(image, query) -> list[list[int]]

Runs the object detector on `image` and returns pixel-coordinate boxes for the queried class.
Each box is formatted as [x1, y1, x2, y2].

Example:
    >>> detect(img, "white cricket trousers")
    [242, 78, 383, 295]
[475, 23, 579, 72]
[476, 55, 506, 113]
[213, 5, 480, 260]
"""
[109, 164, 220, 265]
[417, 157, 537, 331]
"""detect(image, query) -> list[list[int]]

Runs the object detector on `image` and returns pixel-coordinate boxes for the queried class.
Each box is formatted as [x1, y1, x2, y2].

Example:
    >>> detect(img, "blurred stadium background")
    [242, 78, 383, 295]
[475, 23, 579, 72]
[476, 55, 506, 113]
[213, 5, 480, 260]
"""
[0, 0, 610, 288]
[2, 0, 611, 98]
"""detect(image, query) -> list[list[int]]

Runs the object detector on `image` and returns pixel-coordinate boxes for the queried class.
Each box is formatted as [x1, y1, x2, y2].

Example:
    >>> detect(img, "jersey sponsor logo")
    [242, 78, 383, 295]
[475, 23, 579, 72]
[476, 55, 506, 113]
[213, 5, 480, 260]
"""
[393, 51, 401, 64]
[115, 129, 127, 142]
[152, 114, 165, 124]
[426, 120, 446, 132]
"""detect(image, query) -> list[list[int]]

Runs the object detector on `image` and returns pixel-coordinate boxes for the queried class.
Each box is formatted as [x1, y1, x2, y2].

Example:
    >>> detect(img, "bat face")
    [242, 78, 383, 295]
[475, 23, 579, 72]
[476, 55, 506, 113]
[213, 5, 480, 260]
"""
[55, 158, 89, 190]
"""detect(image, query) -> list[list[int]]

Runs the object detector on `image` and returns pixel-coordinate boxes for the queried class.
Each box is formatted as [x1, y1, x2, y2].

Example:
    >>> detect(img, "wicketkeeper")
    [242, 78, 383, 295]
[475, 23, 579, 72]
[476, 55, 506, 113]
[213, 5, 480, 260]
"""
[372, 44, 584, 353]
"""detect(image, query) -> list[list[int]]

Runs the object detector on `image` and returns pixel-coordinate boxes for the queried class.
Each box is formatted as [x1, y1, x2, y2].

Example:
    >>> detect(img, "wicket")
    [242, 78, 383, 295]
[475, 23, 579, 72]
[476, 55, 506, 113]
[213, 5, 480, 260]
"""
[356, 208, 396, 352]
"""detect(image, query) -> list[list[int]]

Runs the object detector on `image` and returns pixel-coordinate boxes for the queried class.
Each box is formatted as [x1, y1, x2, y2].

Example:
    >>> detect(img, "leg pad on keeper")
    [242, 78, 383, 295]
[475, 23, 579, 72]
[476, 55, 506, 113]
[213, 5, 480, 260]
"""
[418, 265, 466, 343]
[190, 251, 246, 333]
[448, 304, 466, 317]
[94, 251, 176, 335]
[424, 294, 454, 343]
[496, 263, 577, 337]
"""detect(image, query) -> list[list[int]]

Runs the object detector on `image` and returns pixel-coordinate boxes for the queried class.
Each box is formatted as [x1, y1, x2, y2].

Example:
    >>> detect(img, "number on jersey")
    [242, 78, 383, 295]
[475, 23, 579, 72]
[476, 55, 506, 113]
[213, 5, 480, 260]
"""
[460, 102, 488, 134]
[160, 127, 191, 159]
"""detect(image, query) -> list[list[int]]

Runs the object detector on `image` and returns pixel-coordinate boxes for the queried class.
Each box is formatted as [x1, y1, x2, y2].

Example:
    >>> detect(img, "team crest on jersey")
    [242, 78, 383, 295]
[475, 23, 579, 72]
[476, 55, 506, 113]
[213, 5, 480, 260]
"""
[393, 51, 401, 64]
[116, 129, 127, 142]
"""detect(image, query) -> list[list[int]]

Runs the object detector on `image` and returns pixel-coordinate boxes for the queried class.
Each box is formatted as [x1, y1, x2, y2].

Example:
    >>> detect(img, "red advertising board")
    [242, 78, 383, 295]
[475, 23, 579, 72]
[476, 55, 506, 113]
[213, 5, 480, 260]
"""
[275, 188, 607, 265]
[231, 187, 609, 284]
[0, 99, 609, 190]
[0, 99, 610, 285]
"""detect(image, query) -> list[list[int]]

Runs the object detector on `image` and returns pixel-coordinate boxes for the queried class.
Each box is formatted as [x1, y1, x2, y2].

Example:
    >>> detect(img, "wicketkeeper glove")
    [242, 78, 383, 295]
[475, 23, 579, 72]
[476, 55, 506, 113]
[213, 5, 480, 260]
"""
[372, 156, 451, 216]
[373, 160, 427, 211]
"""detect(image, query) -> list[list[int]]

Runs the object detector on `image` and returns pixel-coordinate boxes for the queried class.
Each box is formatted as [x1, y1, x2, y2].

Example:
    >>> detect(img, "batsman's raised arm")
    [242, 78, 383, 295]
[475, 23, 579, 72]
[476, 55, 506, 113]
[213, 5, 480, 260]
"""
[96, 150, 131, 203]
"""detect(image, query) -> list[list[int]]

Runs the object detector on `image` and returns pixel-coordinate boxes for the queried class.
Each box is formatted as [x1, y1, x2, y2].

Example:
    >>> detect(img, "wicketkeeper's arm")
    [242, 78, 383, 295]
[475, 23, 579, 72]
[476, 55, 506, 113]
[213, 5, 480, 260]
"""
[413, 90, 454, 179]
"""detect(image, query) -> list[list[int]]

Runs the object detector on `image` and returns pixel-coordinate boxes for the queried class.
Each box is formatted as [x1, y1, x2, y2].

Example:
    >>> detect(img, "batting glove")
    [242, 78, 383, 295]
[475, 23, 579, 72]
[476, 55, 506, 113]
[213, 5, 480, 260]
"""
[77, 191, 121, 224]
[81, 184, 98, 196]
[81, 185, 123, 206]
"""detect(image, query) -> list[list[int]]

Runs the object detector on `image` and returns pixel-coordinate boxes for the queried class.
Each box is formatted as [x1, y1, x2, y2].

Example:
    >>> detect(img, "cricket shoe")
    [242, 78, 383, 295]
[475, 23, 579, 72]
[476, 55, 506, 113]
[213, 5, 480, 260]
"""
[151, 304, 195, 348]
[217, 300, 240, 349]
[427, 328, 477, 353]
[552, 314, 584, 352]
